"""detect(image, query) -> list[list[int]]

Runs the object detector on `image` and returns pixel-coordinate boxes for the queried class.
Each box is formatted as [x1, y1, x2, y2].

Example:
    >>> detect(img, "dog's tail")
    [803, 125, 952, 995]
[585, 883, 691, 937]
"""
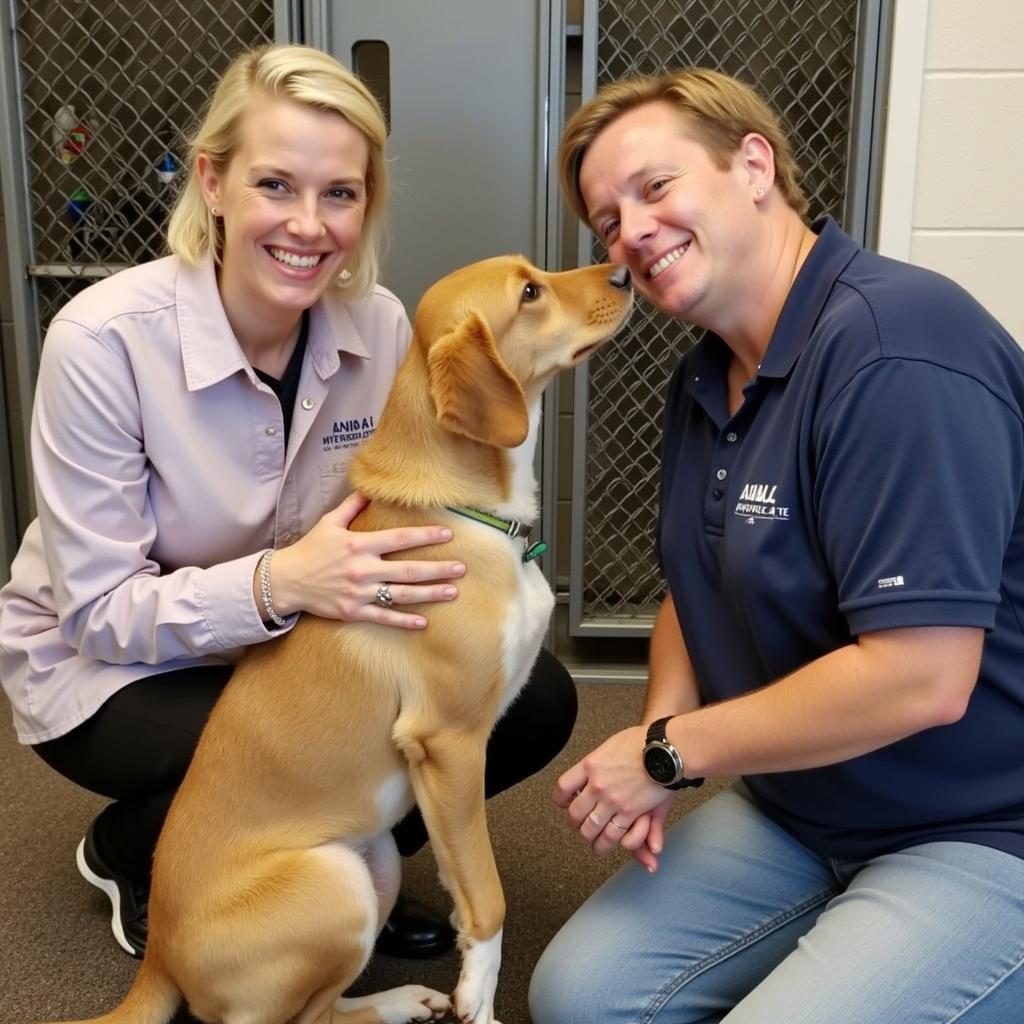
[37, 957, 181, 1024]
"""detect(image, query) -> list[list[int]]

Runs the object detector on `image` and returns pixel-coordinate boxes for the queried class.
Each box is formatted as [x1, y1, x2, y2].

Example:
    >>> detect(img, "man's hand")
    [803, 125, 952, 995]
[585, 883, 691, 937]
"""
[554, 726, 676, 872]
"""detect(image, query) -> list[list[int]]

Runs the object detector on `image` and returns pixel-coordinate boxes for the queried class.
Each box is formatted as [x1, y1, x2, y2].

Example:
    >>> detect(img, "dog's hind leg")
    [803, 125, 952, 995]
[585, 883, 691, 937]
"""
[361, 831, 402, 936]
[186, 845, 377, 1024]
[401, 727, 506, 1024]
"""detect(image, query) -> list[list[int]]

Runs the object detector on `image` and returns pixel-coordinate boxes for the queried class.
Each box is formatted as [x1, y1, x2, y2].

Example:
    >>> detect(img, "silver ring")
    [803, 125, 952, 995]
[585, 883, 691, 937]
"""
[375, 583, 394, 609]
[609, 816, 628, 831]
[588, 811, 603, 827]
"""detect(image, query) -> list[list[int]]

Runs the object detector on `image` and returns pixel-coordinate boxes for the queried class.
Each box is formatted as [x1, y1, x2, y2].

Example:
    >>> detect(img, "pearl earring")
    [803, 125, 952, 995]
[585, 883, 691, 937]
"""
[211, 206, 220, 216]
[755, 187, 766, 197]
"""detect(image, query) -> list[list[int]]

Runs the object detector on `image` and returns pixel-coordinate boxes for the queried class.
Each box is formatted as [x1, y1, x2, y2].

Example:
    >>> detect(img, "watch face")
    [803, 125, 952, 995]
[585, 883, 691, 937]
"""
[644, 744, 681, 785]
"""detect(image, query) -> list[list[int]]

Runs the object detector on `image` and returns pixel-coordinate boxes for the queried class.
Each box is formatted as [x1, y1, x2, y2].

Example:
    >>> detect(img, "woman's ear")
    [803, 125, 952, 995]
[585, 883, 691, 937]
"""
[196, 152, 222, 212]
[427, 312, 529, 448]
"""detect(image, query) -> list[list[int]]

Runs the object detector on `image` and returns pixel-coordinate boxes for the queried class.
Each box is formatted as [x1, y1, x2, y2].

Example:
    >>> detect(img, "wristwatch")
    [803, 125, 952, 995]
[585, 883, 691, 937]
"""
[642, 716, 704, 790]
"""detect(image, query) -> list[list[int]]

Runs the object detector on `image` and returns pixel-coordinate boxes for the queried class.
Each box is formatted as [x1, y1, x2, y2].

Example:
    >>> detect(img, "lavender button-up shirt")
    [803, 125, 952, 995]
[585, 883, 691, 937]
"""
[0, 254, 410, 743]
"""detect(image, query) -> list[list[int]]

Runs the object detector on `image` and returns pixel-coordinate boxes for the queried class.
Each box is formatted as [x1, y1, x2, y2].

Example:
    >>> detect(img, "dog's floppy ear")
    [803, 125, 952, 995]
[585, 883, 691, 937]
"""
[427, 312, 530, 447]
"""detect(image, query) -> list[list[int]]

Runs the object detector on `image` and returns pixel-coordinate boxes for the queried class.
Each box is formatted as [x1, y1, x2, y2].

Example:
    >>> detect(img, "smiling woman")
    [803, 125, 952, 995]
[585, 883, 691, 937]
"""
[196, 99, 370, 375]
[0, 43, 580, 974]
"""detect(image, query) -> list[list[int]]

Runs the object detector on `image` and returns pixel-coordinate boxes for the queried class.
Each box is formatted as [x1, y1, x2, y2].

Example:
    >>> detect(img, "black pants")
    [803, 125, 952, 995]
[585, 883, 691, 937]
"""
[34, 649, 577, 885]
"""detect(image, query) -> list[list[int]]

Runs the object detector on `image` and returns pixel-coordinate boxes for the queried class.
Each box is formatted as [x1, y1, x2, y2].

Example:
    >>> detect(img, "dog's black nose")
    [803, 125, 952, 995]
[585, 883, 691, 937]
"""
[609, 265, 631, 290]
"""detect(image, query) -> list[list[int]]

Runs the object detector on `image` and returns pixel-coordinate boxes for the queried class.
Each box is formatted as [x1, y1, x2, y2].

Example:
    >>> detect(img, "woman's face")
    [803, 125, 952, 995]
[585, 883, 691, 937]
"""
[199, 96, 370, 334]
[578, 101, 762, 329]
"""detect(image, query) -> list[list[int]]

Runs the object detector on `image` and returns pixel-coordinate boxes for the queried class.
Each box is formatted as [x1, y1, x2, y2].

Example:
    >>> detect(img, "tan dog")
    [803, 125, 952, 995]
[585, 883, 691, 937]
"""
[49, 256, 632, 1024]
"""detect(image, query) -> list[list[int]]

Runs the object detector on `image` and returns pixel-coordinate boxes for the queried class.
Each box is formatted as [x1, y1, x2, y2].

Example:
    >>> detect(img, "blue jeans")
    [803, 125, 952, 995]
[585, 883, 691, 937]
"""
[530, 785, 1024, 1024]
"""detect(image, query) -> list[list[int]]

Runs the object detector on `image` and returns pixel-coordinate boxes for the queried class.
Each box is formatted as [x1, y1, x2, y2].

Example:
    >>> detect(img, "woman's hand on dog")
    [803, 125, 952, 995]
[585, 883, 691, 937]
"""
[554, 726, 676, 872]
[268, 491, 465, 629]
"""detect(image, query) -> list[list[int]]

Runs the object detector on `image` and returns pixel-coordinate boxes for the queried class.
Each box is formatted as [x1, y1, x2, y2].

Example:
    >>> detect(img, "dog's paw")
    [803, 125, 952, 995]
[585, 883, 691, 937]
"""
[334, 984, 450, 1023]
[452, 930, 502, 1024]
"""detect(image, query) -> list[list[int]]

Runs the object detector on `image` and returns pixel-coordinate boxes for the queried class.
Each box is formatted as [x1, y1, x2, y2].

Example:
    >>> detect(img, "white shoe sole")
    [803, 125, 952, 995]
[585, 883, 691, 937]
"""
[76, 837, 137, 956]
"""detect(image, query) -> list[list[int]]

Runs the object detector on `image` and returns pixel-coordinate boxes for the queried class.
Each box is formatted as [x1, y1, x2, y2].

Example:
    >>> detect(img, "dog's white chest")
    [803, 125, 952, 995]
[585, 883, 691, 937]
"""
[499, 559, 555, 714]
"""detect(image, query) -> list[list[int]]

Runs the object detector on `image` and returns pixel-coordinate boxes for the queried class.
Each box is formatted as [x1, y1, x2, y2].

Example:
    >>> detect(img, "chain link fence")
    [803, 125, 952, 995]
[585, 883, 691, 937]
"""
[578, 0, 858, 628]
[15, 0, 274, 327]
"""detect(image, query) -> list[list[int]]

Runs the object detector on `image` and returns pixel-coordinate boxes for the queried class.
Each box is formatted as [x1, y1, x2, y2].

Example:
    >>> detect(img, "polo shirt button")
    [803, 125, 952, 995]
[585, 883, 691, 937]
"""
[265, 426, 277, 436]
[716, 468, 727, 481]
[726, 432, 738, 443]
[713, 487, 724, 500]
[301, 398, 315, 410]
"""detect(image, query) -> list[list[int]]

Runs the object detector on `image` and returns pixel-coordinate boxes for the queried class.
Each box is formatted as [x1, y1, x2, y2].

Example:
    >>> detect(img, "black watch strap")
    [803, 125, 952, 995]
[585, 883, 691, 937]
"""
[645, 716, 673, 746]
[646, 716, 704, 789]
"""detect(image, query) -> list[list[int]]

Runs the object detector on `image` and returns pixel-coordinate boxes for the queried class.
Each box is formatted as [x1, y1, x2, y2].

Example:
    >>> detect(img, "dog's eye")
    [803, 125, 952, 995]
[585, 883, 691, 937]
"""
[522, 282, 541, 303]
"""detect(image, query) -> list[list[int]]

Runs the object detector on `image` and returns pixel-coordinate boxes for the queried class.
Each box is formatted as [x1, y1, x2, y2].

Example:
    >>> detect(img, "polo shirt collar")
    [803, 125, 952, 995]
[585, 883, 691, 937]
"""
[177, 254, 370, 392]
[756, 215, 860, 380]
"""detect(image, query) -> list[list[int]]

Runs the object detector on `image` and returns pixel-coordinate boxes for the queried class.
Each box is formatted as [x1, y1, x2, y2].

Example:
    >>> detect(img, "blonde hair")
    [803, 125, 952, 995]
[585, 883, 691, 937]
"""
[559, 68, 808, 224]
[167, 44, 388, 298]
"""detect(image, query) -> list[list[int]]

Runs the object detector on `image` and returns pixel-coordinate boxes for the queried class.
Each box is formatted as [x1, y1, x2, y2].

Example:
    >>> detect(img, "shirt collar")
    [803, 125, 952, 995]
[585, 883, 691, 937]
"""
[684, 216, 860, 420]
[756, 214, 860, 380]
[177, 254, 371, 392]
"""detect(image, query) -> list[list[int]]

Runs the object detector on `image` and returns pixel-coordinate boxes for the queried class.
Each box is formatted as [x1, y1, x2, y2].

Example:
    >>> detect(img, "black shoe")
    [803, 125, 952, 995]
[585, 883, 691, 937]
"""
[76, 820, 148, 958]
[375, 894, 456, 959]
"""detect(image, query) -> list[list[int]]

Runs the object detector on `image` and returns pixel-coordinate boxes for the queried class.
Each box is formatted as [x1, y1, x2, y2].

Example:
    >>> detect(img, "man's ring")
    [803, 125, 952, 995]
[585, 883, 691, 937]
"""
[610, 816, 628, 831]
[375, 583, 394, 609]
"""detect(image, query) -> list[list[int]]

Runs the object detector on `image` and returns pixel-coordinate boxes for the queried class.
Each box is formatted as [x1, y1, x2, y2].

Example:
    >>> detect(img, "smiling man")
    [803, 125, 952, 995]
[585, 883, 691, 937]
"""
[531, 67, 1024, 1024]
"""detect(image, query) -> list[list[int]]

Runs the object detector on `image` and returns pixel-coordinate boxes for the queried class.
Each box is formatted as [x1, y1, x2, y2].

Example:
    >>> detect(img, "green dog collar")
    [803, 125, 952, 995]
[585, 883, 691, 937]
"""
[446, 506, 547, 564]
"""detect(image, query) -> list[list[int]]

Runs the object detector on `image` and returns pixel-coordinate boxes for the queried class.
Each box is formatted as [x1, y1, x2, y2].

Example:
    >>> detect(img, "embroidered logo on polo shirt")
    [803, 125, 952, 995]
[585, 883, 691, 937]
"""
[322, 415, 376, 452]
[734, 482, 790, 523]
[877, 575, 905, 589]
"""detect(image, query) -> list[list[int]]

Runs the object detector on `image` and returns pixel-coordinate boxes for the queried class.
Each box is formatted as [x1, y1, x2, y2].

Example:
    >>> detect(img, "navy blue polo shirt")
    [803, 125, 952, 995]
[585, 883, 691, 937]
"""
[657, 216, 1024, 862]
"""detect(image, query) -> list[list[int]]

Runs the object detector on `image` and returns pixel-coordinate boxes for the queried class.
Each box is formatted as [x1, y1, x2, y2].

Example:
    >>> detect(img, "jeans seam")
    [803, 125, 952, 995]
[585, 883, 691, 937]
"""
[943, 942, 1024, 1024]
[639, 885, 838, 1024]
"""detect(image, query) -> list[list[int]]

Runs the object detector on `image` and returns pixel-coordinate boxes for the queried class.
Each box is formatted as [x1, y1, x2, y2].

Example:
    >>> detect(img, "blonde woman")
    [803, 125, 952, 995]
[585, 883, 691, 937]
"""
[0, 44, 576, 961]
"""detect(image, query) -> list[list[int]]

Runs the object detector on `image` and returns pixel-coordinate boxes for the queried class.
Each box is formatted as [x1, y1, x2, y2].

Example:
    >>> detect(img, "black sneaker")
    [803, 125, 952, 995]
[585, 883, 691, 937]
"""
[75, 821, 149, 958]
[374, 894, 456, 959]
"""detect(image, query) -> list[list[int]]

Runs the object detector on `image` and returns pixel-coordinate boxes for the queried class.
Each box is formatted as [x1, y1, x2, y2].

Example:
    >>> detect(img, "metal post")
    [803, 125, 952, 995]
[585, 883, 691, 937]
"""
[0, 0, 42, 531]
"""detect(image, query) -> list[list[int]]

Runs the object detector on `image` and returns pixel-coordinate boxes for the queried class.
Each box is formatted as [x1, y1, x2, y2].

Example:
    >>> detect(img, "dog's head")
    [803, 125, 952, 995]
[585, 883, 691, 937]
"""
[414, 255, 633, 448]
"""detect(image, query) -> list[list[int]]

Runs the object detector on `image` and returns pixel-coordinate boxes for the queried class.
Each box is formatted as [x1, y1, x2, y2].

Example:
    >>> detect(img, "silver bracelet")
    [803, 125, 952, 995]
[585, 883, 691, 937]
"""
[258, 549, 286, 628]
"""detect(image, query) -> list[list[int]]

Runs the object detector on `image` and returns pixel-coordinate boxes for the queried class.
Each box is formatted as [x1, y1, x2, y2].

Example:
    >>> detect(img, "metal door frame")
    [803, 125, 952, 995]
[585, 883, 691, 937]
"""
[305, 0, 567, 598]
[0, 0, 40, 532]
[0, 343, 15, 580]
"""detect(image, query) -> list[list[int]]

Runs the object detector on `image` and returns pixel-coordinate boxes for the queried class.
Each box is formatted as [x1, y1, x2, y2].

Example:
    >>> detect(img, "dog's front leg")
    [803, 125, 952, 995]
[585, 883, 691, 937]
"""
[404, 727, 504, 1024]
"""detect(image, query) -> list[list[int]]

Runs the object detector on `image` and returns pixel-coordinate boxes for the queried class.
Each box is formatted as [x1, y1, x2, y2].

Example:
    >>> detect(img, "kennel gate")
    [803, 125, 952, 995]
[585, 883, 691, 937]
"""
[567, 0, 892, 639]
[0, 0, 298, 533]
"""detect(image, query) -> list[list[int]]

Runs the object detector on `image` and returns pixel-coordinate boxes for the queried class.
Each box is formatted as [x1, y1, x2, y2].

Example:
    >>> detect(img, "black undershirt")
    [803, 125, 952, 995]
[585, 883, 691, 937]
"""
[254, 309, 309, 447]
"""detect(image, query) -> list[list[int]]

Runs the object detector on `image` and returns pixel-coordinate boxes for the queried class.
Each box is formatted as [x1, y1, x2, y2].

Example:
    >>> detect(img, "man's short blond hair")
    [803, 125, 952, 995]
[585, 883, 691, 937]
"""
[559, 68, 808, 225]
[167, 44, 388, 299]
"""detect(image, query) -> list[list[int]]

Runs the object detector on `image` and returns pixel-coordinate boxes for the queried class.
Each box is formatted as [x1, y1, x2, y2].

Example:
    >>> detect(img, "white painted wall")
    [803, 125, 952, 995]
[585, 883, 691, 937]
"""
[880, 0, 1024, 341]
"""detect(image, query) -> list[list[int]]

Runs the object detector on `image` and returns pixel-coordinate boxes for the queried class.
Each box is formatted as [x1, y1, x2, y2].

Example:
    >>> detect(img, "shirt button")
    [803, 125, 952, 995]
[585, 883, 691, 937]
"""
[265, 426, 277, 436]
[726, 432, 738, 443]
[713, 487, 724, 500]
[716, 468, 727, 481]
[301, 397, 315, 410]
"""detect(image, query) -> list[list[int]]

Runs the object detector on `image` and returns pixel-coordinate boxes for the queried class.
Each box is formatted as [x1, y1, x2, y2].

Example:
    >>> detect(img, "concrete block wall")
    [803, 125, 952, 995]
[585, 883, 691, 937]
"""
[909, 0, 1024, 341]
